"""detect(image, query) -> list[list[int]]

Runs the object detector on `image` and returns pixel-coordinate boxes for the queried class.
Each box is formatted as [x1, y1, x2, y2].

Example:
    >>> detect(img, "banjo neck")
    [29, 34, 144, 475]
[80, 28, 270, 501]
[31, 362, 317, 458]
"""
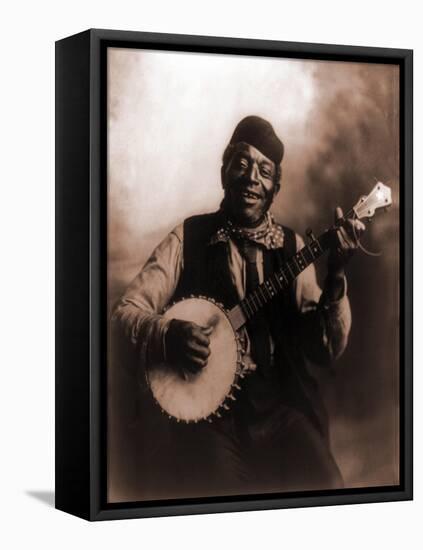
[227, 228, 333, 331]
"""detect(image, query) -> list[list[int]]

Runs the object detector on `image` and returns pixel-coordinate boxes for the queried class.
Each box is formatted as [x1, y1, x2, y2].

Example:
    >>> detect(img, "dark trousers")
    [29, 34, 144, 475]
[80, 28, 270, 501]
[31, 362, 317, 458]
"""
[166, 396, 343, 499]
[117, 379, 343, 502]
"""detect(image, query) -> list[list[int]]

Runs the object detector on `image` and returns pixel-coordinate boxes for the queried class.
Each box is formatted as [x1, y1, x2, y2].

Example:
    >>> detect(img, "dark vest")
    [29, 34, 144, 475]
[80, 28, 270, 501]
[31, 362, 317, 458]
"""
[172, 211, 328, 436]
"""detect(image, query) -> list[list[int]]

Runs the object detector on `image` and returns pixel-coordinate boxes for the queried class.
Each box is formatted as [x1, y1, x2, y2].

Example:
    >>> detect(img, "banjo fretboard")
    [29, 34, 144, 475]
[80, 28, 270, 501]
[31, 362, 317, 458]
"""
[228, 230, 332, 330]
[240, 230, 332, 318]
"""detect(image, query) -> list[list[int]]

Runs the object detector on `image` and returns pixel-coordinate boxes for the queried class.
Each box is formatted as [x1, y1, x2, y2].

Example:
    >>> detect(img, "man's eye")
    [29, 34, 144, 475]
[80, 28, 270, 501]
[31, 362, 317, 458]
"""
[238, 159, 249, 169]
[261, 168, 272, 178]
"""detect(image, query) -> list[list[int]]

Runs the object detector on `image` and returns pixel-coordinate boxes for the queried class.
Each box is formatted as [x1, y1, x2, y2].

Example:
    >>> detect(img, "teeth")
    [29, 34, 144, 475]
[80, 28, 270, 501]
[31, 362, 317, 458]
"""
[242, 192, 259, 199]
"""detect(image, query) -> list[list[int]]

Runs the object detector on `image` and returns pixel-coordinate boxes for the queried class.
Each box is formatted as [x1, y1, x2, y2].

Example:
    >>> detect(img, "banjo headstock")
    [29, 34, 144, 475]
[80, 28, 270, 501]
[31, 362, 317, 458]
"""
[352, 181, 392, 220]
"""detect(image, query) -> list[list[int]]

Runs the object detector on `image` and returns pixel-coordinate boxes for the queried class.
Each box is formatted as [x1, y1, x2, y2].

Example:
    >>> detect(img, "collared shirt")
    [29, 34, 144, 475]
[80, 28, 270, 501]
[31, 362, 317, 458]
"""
[112, 217, 352, 371]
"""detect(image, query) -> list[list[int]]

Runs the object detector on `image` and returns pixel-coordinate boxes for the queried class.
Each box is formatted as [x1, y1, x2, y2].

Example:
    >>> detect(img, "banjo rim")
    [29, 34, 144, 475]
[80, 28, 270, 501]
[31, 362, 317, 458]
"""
[145, 295, 243, 423]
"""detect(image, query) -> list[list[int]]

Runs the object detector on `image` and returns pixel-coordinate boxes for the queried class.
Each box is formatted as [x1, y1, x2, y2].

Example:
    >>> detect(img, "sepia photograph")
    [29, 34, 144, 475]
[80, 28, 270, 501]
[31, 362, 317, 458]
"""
[106, 45, 400, 504]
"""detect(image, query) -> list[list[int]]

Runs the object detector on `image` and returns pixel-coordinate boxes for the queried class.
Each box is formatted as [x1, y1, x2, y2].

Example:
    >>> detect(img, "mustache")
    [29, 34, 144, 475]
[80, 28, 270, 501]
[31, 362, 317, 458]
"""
[230, 178, 266, 199]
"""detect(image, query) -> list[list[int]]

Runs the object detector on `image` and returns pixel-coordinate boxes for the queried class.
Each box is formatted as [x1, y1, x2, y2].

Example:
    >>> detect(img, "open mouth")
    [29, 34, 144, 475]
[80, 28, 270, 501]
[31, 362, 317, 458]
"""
[241, 190, 261, 201]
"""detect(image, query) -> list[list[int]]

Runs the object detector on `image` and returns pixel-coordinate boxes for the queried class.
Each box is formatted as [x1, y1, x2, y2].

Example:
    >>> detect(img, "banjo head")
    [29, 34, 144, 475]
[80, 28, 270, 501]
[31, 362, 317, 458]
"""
[146, 297, 239, 423]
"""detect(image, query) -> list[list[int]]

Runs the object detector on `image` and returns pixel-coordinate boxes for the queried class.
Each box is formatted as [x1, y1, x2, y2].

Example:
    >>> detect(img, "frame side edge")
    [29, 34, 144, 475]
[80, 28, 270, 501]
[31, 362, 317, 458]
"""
[55, 31, 92, 521]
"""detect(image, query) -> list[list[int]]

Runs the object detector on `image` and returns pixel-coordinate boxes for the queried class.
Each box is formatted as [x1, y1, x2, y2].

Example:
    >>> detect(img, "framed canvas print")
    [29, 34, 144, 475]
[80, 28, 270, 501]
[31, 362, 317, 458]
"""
[55, 29, 413, 520]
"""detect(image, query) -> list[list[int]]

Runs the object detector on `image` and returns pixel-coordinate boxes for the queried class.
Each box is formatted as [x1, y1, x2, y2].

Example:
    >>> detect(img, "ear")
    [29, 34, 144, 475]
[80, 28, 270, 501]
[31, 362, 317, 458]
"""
[273, 164, 282, 195]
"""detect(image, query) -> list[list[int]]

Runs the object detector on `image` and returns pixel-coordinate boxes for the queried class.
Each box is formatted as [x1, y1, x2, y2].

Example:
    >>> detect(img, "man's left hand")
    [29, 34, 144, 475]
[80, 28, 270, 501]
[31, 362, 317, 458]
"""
[327, 206, 366, 277]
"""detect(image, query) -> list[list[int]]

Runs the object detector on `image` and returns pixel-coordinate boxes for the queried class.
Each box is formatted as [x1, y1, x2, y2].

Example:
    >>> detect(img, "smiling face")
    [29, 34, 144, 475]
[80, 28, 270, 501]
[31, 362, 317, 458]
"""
[221, 142, 280, 227]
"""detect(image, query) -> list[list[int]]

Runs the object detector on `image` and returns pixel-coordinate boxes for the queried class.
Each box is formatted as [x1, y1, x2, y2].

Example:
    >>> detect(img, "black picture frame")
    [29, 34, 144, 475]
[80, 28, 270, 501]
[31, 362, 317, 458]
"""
[55, 28, 413, 521]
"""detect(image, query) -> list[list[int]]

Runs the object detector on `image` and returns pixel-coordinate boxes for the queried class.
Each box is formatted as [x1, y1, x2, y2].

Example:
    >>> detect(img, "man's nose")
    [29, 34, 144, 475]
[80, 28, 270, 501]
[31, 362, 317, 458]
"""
[245, 163, 260, 185]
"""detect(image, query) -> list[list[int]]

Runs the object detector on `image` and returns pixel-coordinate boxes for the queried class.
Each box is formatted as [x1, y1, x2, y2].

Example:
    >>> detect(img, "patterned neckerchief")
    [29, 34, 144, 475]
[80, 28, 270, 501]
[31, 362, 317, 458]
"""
[209, 210, 285, 250]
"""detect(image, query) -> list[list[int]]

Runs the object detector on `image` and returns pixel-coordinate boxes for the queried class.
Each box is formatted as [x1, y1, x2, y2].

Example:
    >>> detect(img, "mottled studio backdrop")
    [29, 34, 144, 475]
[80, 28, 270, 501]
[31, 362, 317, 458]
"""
[107, 47, 399, 500]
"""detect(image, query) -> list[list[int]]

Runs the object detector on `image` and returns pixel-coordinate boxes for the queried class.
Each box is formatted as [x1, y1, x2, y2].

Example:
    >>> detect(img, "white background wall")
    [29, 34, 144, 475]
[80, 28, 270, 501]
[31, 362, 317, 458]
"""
[0, 0, 420, 548]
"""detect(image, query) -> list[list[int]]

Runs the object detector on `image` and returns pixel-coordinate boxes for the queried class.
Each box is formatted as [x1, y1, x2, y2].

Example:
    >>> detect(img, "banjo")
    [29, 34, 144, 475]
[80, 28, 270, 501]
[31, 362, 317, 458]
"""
[146, 182, 392, 423]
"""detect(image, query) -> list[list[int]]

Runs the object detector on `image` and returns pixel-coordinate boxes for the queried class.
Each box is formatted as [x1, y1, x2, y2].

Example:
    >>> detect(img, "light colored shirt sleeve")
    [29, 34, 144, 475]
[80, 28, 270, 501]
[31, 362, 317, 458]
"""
[111, 224, 184, 367]
[293, 234, 352, 365]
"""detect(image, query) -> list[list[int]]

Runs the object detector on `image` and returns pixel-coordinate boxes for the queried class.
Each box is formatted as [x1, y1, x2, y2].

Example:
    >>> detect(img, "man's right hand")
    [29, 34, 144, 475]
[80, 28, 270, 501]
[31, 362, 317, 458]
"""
[165, 319, 212, 377]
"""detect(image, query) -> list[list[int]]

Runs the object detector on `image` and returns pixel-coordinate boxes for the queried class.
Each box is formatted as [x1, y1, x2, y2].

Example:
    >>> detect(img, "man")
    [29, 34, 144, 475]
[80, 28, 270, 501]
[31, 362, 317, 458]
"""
[112, 116, 364, 498]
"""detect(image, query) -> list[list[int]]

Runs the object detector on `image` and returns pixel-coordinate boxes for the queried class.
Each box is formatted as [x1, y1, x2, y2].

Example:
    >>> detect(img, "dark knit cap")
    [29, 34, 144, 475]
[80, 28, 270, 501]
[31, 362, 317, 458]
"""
[229, 116, 284, 164]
